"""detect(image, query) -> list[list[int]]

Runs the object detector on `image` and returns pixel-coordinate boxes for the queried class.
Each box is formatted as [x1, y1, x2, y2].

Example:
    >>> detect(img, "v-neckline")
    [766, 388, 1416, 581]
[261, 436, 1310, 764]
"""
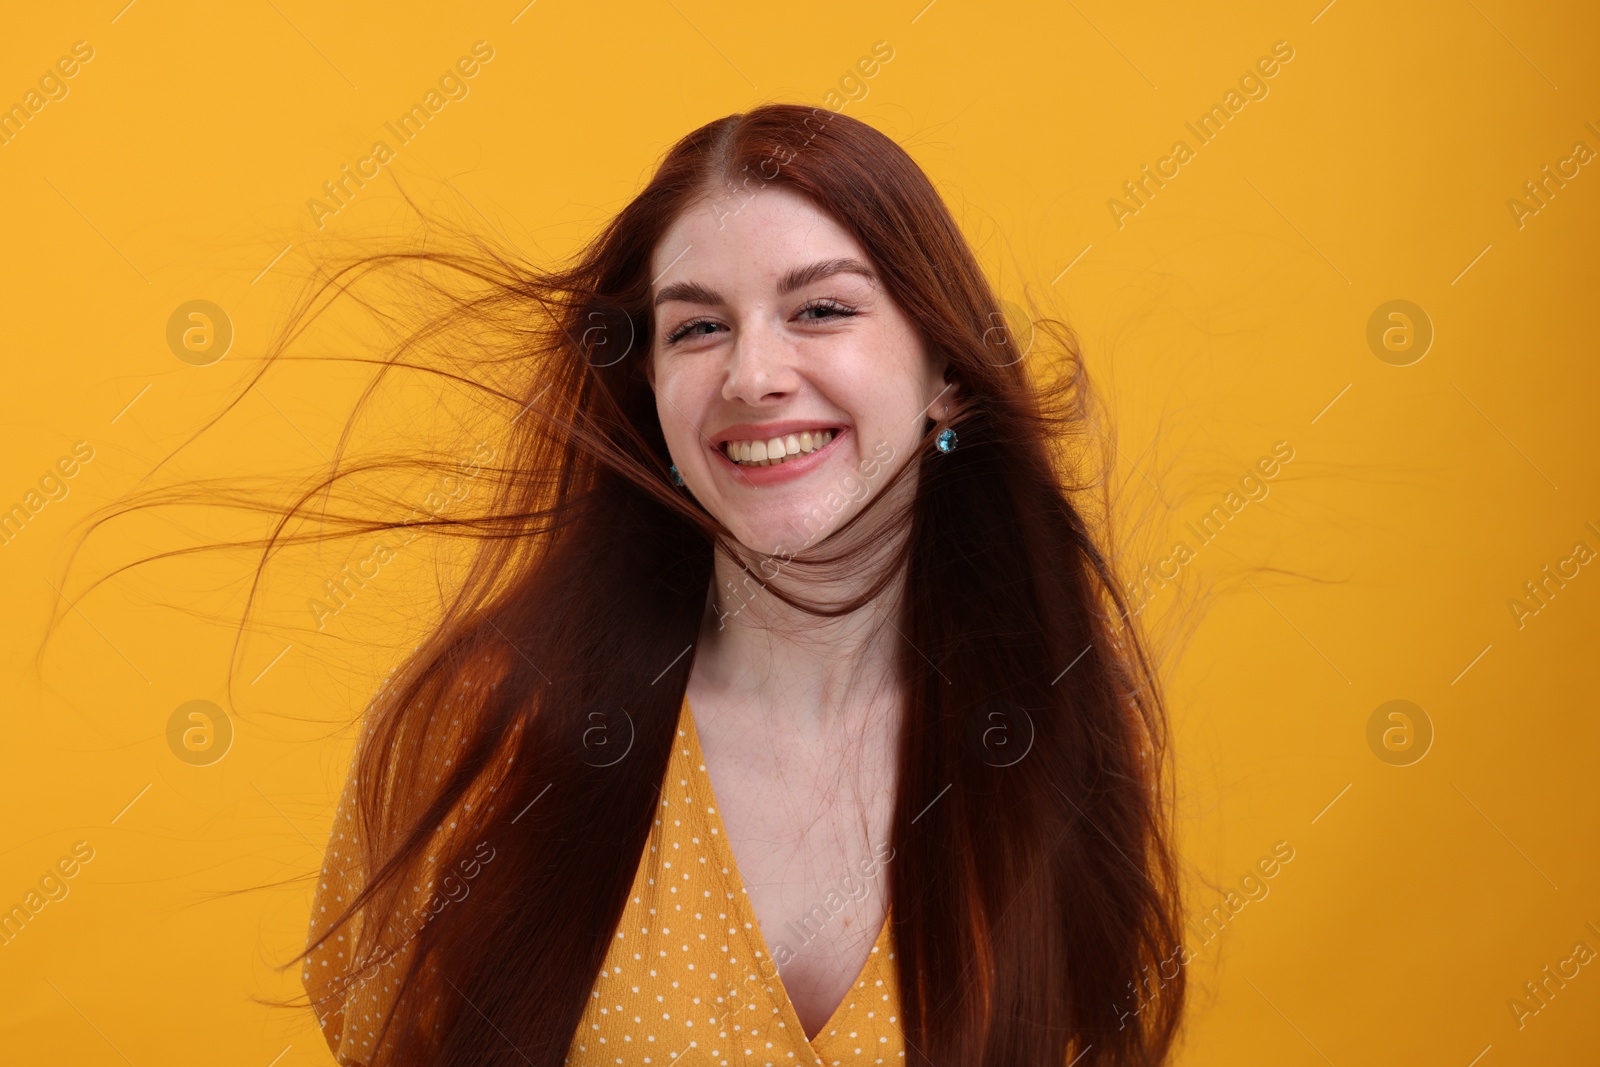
[678, 695, 894, 1053]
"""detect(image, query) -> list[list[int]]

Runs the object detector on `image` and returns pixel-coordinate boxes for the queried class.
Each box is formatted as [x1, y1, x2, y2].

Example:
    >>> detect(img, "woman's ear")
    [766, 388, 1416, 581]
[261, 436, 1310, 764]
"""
[927, 366, 961, 421]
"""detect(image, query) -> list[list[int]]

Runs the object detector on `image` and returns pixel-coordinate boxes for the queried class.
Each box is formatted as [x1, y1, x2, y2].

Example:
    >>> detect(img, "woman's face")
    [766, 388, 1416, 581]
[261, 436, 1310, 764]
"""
[646, 183, 950, 557]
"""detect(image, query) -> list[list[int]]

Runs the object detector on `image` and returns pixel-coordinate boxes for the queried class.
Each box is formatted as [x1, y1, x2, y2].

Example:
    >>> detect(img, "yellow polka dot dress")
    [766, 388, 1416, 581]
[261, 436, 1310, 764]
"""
[565, 695, 906, 1066]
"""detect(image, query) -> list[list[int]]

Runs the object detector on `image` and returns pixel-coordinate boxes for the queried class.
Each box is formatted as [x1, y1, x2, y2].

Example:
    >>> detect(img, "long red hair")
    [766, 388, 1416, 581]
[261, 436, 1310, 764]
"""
[67, 103, 1187, 1065]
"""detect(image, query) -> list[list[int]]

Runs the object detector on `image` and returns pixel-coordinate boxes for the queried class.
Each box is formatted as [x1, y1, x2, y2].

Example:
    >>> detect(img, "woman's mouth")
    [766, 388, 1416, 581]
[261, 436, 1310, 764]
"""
[721, 428, 836, 467]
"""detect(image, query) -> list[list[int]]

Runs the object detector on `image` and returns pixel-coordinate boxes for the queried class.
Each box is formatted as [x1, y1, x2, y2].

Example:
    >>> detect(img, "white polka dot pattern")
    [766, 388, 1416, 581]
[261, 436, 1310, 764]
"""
[563, 696, 906, 1066]
[302, 673, 905, 1066]
[302, 697, 388, 1066]
[304, 665, 497, 1066]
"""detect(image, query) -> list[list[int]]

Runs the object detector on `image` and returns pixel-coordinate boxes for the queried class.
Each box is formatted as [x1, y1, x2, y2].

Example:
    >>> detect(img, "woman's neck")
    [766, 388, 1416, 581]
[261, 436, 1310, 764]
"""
[688, 541, 907, 734]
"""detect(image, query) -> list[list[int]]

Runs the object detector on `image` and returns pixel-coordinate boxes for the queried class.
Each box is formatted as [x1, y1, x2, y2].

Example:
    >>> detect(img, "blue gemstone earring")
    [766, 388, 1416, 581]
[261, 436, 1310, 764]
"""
[669, 464, 685, 486]
[936, 428, 958, 453]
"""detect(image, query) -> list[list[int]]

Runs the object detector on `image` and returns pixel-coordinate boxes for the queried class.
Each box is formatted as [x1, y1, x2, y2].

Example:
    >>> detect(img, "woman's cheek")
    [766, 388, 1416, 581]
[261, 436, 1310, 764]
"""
[658, 381, 710, 468]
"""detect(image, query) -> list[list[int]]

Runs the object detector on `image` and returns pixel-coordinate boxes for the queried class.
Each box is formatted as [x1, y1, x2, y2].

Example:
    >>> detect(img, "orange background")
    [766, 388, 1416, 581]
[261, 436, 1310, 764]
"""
[2, 1, 1596, 1063]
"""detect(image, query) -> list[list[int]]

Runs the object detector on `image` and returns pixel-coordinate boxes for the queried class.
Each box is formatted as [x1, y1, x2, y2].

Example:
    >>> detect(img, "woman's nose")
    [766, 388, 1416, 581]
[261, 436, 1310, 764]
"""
[721, 320, 796, 404]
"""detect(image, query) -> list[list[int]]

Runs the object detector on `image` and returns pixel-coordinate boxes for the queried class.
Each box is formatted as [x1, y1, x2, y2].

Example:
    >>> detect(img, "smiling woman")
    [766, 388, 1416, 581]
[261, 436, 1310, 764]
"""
[304, 103, 1186, 1067]
[69, 103, 1184, 1066]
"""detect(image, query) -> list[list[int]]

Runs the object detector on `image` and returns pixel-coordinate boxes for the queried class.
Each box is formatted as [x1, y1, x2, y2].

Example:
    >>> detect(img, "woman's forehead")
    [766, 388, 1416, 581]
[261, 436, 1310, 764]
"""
[650, 187, 864, 294]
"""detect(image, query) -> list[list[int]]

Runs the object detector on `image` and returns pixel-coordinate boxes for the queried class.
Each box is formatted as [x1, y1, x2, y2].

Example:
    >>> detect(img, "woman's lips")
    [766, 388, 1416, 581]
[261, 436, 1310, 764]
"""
[710, 427, 847, 486]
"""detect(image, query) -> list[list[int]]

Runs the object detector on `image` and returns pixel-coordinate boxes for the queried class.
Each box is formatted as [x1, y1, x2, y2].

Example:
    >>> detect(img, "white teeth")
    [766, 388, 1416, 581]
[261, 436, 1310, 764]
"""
[724, 428, 837, 466]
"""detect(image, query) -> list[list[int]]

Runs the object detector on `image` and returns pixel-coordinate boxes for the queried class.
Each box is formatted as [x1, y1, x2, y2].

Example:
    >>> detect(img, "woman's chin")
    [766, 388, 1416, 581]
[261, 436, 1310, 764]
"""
[727, 529, 796, 560]
[722, 514, 824, 561]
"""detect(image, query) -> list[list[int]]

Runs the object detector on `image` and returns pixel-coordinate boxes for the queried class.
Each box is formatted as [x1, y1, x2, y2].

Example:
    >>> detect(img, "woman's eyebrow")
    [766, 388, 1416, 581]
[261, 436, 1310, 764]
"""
[652, 257, 876, 307]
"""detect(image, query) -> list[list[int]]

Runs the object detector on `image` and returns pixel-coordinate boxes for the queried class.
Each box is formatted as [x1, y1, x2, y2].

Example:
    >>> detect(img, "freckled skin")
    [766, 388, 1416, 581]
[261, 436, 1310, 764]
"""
[646, 184, 951, 556]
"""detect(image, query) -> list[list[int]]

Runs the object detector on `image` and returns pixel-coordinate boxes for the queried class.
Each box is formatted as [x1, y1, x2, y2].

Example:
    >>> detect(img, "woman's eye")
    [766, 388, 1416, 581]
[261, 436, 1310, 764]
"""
[663, 302, 856, 344]
[664, 319, 721, 344]
[798, 300, 857, 322]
